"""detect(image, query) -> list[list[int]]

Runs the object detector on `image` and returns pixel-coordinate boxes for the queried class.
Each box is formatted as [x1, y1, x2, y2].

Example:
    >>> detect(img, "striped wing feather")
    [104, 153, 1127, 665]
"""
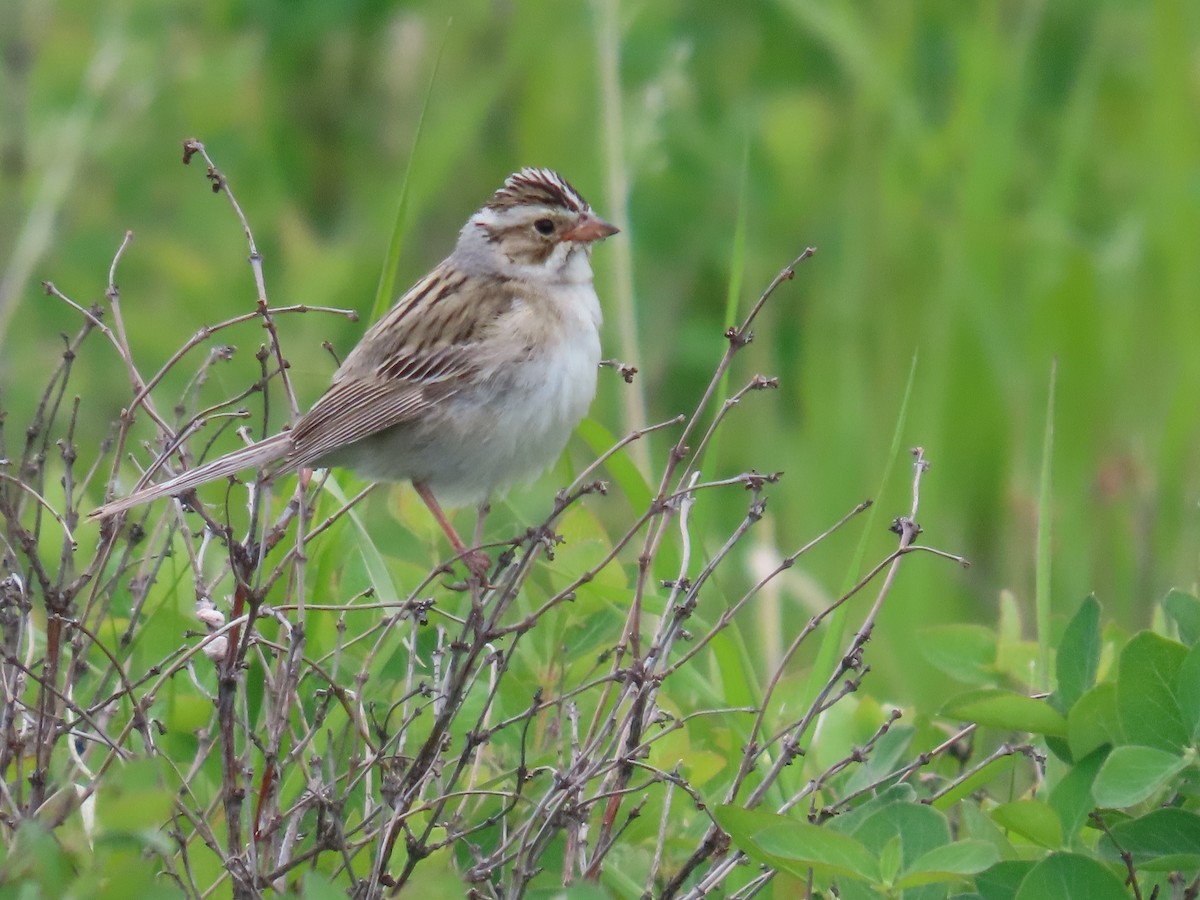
[289, 264, 519, 464]
[91, 247, 524, 518]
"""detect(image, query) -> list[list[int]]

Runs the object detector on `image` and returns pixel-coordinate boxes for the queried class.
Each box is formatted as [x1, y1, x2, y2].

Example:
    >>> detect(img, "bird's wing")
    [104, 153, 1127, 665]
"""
[288, 264, 520, 464]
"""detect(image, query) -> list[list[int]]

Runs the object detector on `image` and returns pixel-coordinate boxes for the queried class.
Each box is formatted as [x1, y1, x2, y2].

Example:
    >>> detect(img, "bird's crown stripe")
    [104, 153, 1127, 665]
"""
[488, 167, 588, 213]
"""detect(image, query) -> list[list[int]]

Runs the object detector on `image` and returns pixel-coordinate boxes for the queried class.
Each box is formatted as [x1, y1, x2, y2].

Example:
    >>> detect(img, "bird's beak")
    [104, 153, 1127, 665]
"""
[560, 214, 619, 243]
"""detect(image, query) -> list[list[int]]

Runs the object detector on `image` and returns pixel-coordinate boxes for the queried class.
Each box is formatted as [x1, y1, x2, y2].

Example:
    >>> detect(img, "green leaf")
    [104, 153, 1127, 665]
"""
[895, 840, 1000, 888]
[575, 417, 653, 514]
[755, 822, 880, 883]
[1164, 588, 1200, 645]
[1116, 631, 1188, 751]
[990, 800, 1062, 849]
[930, 753, 1017, 811]
[940, 688, 1068, 737]
[1100, 808, 1200, 869]
[164, 691, 213, 733]
[1048, 747, 1106, 842]
[714, 806, 879, 883]
[1012, 852, 1129, 899]
[97, 758, 173, 834]
[851, 798, 950, 863]
[827, 783, 917, 838]
[1053, 595, 1100, 712]
[919, 624, 998, 685]
[961, 801, 1016, 857]
[843, 724, 915, 795]
[299, 871, 349, 900]
[1091, 745, 1188, 808]
[1067, 682, 1123, 759]
[535, 886, 612, 900]
[89, 844, 173, 897]
[544, 502, 620, 586]
[1177, 642, 1200, 739]
[1, 821, 75, 897]
[975, 860, 1035, 900]
[321, 475, 403, 607]
[878, 834, 902, 884]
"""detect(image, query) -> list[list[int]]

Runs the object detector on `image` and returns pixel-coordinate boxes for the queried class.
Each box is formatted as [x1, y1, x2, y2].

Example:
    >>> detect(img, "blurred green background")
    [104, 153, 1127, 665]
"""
[3, 0, 1198, 703]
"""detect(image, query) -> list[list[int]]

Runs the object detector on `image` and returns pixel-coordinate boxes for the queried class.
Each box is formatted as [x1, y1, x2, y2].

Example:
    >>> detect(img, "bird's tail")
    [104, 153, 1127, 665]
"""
[89, 431, 294, 519]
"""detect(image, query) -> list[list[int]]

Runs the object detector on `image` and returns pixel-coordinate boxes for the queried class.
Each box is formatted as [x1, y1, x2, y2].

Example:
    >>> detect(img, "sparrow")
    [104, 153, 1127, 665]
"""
[91, 168, 618, 575]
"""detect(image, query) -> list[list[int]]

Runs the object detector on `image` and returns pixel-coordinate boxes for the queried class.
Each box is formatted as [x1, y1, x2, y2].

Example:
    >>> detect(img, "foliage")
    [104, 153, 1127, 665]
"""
[5, 0, 1200, 683]
[4, 146, 1200, 898]
[716, 590, 1200, 899]
[0, 156, 951, 897]
[4, 1, 1200, 897]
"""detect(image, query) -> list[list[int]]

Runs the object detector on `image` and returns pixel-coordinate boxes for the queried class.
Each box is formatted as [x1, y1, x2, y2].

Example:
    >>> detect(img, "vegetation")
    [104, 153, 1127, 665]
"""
[2, 1, 1199, 897]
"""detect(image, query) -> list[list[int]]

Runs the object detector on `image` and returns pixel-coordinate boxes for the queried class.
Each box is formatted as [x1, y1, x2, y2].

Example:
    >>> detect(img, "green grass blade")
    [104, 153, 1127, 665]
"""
[719, 138, 751, 395]
[802, 352, 918, 711]
[370, 22, 450, 324]
[708, 137, 751, 469]
[1036, 360, 1057, 690]
[319, 476, 400, 608]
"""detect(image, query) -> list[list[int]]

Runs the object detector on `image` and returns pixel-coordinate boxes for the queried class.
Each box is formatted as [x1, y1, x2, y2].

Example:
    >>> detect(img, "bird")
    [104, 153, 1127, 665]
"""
[90, 168, 618, 576]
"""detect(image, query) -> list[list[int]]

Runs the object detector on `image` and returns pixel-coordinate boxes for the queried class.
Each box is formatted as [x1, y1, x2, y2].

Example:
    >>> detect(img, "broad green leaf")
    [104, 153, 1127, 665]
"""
[1100, 808, 1200, 869]
[1053, 595, 1100, 712]
[961, 801, 1014, 849]
[845, 798, 956, 898]
[164, 690, 213, 733]
[930, 753, 1017, 811]
[97, 758, 173, 833]
[975, 860, 1035, 900]
[714, 806, 879, 883]
[575, 417, 653, 514]
[940, 689, 1068, 737]
[543, 502, 622, 590]
[86, 845, 172, 897]
[895, 840, 1000, 888]
[843, 724, 916, 795]
[878, 834, 902, 884]
[755, 821, 880, 883]
[852, 798, 950, 863]
[1048, 747, 1105, 842]
[1115, 631, 1188, 751]
[1092, 745, 1188, 808]
[1164, 588, 1200, 645]
[990, 800, 1062, 849]
[300, 871, 352, 900]
[1177, 642, 1200, 739]
[827, 783, 918, 838]
[525, 884, 612, 900]
[1012, 852, 1129, 899]
[1067, 682, 1122, 759]
[919, 624, 998, 685]
[1045, 734, 1074, 765]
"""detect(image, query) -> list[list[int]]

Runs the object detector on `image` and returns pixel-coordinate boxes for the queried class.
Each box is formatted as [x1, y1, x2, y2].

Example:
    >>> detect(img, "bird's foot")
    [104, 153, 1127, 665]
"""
[463, 549, 492, 583]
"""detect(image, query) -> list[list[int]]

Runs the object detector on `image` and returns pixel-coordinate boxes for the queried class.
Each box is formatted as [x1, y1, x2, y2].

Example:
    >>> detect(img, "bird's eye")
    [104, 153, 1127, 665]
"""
[533, 218, 556, 236]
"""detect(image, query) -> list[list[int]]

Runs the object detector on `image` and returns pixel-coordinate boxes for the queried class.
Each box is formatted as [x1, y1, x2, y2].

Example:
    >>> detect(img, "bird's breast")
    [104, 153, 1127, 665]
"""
[493, 281, 602, 431]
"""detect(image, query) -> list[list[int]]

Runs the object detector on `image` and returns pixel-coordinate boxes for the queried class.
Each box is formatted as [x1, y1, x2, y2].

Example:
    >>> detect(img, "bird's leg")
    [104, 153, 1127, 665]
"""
[473, 499, 491, 550]
[413, 481, 490, 580]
